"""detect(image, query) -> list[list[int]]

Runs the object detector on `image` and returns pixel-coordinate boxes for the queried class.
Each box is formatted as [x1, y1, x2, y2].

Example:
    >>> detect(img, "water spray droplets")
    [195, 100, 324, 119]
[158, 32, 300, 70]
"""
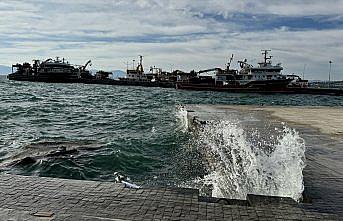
[175, 105, 188, 133]
[190, 120, 306, 202]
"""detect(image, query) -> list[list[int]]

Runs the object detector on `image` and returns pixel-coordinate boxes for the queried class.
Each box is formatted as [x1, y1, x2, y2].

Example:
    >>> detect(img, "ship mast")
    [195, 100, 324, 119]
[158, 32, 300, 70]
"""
[136, 55, 144, 73]
[261, 49, 272, 64]
[226, 54, 234, 71]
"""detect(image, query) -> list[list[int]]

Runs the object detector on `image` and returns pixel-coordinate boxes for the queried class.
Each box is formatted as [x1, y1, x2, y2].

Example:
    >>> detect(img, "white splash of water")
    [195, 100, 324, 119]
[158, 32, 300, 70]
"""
[175, 105, 188, 133]
[192, 120, 306, 202]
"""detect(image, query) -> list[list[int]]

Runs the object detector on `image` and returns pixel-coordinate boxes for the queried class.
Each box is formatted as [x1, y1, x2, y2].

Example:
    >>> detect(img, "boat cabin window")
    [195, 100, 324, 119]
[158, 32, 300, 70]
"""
[236, 75, 243, 80]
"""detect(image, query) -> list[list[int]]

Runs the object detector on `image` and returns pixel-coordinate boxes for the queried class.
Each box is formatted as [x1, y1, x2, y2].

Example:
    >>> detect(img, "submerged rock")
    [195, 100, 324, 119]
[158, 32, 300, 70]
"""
[1, 140, 103, 168]
[13, 156, 37, 166]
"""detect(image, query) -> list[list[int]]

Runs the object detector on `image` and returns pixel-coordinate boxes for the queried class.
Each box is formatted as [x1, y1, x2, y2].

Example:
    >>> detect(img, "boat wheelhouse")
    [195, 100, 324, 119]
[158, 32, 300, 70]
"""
[237, 50, 285, 81]
[122, 55, 150, 81]
[214, 50, 292, 88]
[177, 50, 293, 90]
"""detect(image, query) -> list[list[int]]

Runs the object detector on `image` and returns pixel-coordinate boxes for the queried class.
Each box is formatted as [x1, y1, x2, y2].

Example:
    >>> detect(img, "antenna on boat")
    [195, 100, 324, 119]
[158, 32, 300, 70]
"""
[302, 64, 306, 79]
[137, 55, 144, 73]
[139, 55, 143, 66]
[261, 50, 272, 63]
[124, 61, 130, 70]
[328, 61, 332, 88]
[227, 54, 234, 70]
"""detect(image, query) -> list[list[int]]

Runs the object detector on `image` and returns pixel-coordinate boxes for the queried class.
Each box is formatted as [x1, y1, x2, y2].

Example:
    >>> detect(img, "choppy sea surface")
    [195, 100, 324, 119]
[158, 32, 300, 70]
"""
[1, 76, 342, 200]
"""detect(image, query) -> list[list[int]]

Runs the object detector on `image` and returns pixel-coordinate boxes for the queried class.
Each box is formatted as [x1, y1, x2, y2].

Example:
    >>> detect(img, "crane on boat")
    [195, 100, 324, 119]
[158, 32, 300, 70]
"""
[82, 60, 92, 71]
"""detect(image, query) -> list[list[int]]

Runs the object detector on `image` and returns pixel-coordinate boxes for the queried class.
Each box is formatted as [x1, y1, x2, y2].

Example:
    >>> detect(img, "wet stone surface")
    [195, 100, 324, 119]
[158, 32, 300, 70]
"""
[297, 126, 343, 217]
[0, 174, 341, 220]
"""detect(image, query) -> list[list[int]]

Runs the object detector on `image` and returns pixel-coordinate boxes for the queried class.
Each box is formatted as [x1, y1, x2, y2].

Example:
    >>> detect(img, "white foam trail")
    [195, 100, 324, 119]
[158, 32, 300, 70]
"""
[175, 105, 188, 133]
[191, 120, 306, 202]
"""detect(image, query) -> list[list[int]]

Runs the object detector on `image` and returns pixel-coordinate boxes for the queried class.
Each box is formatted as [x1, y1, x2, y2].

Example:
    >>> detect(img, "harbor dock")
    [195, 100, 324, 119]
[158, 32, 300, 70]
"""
[1, 105, 342, 220]
[0, 173, 340, 220]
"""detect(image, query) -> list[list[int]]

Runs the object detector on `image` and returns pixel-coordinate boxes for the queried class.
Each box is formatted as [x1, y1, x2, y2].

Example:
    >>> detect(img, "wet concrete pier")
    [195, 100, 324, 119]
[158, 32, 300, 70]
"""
[268, 106, 343, 216]
[0, 173, 340, 220]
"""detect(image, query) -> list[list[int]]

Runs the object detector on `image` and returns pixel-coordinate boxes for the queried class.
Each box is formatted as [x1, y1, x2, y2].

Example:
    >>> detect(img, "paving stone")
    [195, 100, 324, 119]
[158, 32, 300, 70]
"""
[0, 174, 342, 220]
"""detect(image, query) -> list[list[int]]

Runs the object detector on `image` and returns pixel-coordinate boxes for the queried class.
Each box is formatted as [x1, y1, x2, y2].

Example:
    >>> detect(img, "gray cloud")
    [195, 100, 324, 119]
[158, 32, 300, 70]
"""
[0, 0, 342, 80]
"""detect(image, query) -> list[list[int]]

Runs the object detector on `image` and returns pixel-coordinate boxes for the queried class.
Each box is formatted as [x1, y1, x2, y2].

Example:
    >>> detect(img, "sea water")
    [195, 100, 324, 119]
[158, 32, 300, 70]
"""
[0, 76, 342, 199]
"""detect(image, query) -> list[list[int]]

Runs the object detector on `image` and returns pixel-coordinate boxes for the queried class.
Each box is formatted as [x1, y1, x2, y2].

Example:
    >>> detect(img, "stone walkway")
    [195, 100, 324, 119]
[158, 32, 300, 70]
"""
[0, 174, 341, 220]
[298, 126, 343, 216]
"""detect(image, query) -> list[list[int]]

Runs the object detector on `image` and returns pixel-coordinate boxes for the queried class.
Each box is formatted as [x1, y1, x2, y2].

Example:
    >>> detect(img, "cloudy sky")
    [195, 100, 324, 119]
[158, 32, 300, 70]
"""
[1, 0, 343, 80]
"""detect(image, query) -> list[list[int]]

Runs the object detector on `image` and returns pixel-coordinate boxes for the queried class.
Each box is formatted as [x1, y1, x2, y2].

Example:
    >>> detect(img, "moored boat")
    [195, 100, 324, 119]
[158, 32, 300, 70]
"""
[176, 50, 294, 91]
[8, 57, 94, 83]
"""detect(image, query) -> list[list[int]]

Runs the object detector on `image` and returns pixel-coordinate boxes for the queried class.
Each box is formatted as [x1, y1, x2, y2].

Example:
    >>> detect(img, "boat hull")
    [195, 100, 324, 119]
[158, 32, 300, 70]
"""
[7, 73, 175, 88]
[176, 79, 293, 92]
[7, 72, 79, 83]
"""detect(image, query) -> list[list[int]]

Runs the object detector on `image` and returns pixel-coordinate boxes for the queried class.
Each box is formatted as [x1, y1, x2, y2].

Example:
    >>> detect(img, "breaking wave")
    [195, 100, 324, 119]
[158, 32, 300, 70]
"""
[175, 105, 188, 133]
[189, 120, 306, 202]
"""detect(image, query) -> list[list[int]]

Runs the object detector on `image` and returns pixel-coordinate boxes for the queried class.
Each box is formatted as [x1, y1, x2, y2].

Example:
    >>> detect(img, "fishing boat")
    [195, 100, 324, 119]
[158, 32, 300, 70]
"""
[176, 50, 293, 91]
[8, 57, 94, 83]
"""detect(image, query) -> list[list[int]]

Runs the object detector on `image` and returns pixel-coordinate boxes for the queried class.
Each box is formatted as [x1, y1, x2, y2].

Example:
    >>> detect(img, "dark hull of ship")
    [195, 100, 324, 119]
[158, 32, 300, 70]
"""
[7, 74, 343, 96]
[7, 73, 175, 88]
[8, 72, 80, 83]
[176, 79, 294, 92]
